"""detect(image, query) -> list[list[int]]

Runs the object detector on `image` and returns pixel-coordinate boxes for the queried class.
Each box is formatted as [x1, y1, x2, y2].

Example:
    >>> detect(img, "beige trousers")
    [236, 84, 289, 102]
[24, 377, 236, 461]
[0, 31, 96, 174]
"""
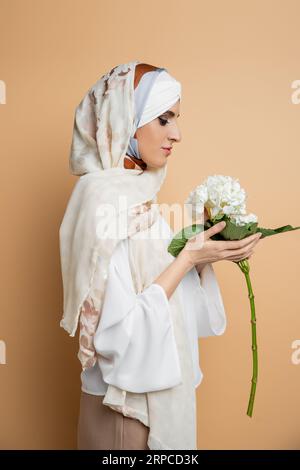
[77, 391, 150, 450]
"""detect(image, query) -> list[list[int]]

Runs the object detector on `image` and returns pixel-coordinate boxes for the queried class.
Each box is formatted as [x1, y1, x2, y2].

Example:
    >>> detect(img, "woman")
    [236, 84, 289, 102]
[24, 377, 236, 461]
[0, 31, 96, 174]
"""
[59, 61, 261, 450]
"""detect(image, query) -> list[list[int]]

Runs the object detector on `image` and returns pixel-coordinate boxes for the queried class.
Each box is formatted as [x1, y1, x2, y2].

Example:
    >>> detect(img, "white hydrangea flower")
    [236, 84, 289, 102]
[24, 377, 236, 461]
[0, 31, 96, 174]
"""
[230, 213, 258, 226]
[185, 174, 249, 220]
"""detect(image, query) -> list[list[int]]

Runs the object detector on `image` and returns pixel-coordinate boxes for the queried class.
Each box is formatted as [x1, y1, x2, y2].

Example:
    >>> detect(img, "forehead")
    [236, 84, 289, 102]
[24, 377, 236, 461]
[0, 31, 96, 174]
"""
[162, 100, 180, 117]
[169, 99, 180, 111]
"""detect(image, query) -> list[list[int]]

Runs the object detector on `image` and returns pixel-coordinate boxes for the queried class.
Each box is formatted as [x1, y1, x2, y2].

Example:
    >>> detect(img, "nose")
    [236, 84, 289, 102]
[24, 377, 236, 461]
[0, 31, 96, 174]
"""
[168, 122, 182, 144]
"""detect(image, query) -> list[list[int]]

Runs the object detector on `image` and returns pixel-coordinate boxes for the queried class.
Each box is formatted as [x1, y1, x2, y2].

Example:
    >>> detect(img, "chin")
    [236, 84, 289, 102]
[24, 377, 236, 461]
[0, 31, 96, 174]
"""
[157, 156, 168, 168]
[146, 159, 166, 170]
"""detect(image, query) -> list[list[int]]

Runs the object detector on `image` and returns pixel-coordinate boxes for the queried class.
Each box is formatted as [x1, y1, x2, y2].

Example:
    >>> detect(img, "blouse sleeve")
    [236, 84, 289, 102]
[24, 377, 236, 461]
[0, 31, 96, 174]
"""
[93, 239, 183, 394]
[193, 263, 227, 338]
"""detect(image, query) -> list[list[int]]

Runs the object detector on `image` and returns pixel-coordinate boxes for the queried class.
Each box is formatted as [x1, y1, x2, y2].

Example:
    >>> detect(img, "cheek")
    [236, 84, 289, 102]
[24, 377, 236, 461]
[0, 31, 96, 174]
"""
[151, 124, 166, 145]
[137, 122, 166, 153]
[143, 129, 161, 150]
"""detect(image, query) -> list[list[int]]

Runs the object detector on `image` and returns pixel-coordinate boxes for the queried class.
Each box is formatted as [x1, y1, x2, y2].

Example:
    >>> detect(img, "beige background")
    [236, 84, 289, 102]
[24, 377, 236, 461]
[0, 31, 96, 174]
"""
[1, 0, 300, 450]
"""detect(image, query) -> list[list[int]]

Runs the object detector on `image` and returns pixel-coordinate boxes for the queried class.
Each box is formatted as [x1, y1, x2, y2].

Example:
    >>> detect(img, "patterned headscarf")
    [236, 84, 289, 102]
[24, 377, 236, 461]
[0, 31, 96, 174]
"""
[59, 60, 197, 450]
[60, 61, 168, 338]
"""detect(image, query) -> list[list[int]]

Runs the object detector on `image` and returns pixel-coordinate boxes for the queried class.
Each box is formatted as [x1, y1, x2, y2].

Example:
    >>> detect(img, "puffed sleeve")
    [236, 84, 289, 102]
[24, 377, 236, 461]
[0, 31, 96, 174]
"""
[192, 263, 227, 337]
[93, 239, 183, 394]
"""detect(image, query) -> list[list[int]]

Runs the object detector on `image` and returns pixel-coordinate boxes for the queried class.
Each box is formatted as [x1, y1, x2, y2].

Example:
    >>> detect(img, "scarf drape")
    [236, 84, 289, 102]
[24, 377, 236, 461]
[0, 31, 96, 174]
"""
[59, 60, 197, 449]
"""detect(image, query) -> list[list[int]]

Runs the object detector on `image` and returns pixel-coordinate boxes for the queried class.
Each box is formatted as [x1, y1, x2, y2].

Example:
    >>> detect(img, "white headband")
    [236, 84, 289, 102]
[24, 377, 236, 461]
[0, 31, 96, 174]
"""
[126, 69, 181, 159]
[138, 69, 181, 127]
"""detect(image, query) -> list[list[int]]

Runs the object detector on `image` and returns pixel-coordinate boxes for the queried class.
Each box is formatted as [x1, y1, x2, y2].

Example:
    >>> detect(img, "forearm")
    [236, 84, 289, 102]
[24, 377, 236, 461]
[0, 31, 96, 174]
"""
[152, 250, 193, 300]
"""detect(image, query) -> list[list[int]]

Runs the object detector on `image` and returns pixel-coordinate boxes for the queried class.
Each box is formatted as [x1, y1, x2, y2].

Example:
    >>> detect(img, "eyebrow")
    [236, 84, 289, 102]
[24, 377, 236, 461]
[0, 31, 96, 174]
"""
[161, 110, 180, 118]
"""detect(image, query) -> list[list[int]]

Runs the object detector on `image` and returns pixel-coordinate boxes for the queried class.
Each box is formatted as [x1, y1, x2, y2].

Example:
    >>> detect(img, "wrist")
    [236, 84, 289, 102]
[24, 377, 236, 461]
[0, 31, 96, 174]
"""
[177, 248, 194, 273]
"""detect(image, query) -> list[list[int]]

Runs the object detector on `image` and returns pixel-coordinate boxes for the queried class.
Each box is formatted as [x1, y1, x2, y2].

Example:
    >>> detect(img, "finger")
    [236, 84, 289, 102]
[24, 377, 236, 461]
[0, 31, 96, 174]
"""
[227, 248, 255, 261]
[224, 240, 258, 259]
[205, 221, 226, 239]
[221, 236, 258, 255]
[220, 232, 261, 250]
[189, 221, 226, 246]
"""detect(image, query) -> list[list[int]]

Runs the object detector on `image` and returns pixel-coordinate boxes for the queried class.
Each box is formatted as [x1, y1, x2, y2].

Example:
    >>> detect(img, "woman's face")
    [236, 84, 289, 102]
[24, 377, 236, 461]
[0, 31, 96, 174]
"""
[134, 99, 181, 169]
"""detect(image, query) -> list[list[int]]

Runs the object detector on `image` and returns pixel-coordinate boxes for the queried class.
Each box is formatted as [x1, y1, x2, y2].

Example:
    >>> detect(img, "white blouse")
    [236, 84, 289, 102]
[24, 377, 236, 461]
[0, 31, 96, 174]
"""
[81, 215, 227, 396]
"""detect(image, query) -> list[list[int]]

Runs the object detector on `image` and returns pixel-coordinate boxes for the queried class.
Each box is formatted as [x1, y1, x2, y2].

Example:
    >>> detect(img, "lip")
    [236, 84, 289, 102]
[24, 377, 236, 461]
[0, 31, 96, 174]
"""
[161, 147, 172, 155]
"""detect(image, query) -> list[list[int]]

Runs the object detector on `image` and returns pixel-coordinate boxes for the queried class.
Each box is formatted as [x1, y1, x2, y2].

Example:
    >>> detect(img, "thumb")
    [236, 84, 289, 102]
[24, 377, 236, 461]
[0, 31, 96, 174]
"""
[205, 221, 226, 239]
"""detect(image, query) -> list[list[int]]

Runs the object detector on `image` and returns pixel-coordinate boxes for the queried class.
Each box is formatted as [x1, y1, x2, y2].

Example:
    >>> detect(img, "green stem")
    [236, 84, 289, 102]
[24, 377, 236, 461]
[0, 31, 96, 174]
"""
[236, 258, 257, 418]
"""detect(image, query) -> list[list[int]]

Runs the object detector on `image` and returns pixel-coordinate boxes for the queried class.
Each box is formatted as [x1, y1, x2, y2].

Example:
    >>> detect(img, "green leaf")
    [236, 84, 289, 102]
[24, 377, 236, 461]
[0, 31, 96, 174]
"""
[205, 215, 300, 241]
[254, 224, 300, 238]
[206, 215, 257, 240]
[167, 224, 204, 257]
[167, 213, 300, 257]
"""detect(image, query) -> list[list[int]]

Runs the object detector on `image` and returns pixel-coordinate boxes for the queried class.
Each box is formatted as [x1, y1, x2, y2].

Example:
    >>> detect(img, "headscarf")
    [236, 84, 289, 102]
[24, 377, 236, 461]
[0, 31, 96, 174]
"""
[59, 60, 196, 449]
[126, 69, 181, 160]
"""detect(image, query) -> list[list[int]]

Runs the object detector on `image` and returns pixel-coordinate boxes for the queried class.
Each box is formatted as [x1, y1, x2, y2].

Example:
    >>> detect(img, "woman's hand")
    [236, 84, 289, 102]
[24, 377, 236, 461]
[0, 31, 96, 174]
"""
[182, 220, 262, 270]
[194, 207, 209, 273]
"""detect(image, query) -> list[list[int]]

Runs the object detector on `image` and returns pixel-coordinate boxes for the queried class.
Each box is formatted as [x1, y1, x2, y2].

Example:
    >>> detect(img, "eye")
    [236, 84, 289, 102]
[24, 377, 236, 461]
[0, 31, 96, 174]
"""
[158, 117, 169, 126]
